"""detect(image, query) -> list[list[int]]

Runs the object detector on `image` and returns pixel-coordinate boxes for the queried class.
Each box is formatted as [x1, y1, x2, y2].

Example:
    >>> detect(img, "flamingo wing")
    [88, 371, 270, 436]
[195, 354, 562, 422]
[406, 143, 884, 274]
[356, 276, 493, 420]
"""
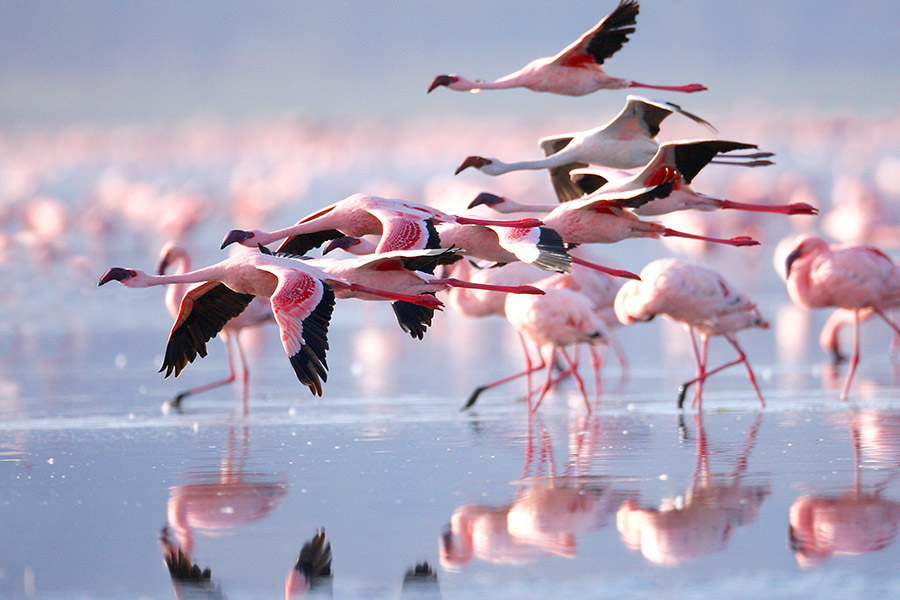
[160, 282, 255, 378]
[671, 140, 759, 184]
[539, 135, 587, 203]
[369, 210, 442, 253]
[276, 229, 344, 257]
[620, 97, 715, 138]
[261, 267, 335, 396]
[569, 179, 675, 212]
[550, 0, 639, 68]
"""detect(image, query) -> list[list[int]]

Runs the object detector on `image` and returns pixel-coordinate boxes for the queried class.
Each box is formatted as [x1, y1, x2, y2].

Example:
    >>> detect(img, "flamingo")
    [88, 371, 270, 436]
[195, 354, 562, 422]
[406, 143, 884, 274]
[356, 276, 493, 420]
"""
[219, 193, 543, 257]
[567, 139, 818, 217]
[98, 249, 442, 396]
[467, 185, 760, 249]
[305, 248, 546, 339]
[784, 234, 900, 400]
[614, 258, 769, 409]
[428, 0, 706, 97]
[285, 529, 333, 598]
[455, 96, 715, 202]
[156, 242, 274, 409]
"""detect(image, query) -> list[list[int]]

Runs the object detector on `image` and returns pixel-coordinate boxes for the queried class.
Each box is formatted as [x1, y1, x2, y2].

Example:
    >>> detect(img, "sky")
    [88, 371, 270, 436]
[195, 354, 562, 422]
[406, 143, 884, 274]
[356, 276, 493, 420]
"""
[1, 1, 899, 126]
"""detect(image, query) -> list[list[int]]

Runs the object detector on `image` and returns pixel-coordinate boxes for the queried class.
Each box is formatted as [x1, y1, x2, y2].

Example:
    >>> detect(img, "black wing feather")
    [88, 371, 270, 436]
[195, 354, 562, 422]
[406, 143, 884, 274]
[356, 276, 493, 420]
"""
[585, 0, 639, 66]
[276, 229, 344, 256]
[287, 284, 334, 396]
[673, 140, 758, 184]
[392, 297, 436, 340]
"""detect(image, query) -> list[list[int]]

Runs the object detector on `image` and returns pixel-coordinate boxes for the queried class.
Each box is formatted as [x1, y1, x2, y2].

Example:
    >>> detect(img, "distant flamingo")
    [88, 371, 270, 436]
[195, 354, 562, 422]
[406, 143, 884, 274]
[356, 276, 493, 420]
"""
[157, 242, 274, 409]
[99, 249, 442, 396]
[468, 186, 760, 249]
[785, 234, 900, 400]
[469, 281, 610, 413]
[614, 258, 769, 409]
[568, 139, 817, 217]
[455, 96, 715, 201]
[220, 193, 543, 257]
[428, 0, 705, 97]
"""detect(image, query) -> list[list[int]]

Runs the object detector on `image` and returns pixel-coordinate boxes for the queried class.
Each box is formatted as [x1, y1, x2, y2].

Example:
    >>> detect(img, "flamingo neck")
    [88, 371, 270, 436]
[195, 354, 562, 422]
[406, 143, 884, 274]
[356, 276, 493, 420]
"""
[453, 75, 521, 92]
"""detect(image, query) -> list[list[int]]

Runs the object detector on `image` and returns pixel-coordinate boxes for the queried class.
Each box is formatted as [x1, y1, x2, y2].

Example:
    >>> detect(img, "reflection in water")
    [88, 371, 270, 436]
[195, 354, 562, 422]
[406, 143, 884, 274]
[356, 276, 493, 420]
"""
[440, 416, 633, 569]
[616, 412, 769, 565]
[160, 527, 226, 600]
[401, 562, 441, 598]
[167, 424, 288, 554]
[789, 409, 900, 567]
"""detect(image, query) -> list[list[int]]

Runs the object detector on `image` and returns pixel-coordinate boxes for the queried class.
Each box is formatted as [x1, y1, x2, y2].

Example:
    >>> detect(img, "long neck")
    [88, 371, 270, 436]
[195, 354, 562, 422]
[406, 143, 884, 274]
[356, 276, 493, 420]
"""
[453, 74, 523, 92]
[141, 264, 228, 288]
[164, 255, 191, 317]
[492, 153, 574, 173]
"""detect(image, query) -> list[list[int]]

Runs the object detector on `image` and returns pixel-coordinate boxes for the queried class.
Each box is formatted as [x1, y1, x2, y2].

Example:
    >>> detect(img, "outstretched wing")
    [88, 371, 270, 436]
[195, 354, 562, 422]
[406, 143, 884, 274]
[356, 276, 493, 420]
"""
[276, 228, 344, 256]
[550, 0, 639, 68]
[539, 135, 587, 203]
[369, 210, 442, 254]
[262, 267, 335, 396]
[569, 179, 676, 212]
[670, 140, 759, 184]
[160, 282, 254, 378]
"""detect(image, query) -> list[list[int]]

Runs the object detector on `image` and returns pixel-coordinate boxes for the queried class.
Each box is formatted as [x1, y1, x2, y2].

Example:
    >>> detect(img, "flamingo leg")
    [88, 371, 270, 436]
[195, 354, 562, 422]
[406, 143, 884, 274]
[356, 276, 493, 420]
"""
[531, 347, 558, 414]
[560, 347, 591, 414]
[680, 335, 764, 409]
[660, 227, 759, 247]
[840, 310, 862, 401]
[588, 345, 603, 401]
[691, 335, 709, 410]
[463, 342, 545, 410]
[724, 333, 765, 408]
[432, 277, 543, 295]
[716, 199, 817, 215]
[234, 333, 250, 416]
[171, 335, 238, 407]
[570, 255, 640, 280]
[627, 81, 706, 93]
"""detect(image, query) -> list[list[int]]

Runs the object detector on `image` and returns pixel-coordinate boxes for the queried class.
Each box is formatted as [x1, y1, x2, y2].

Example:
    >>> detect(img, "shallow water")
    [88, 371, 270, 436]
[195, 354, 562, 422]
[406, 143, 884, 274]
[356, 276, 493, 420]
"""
[3, 304, 900, 599]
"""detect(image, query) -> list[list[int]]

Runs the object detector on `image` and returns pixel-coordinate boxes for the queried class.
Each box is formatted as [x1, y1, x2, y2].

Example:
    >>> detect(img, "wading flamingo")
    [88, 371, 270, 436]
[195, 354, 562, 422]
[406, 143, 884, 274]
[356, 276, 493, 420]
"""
[428, 1, 705, 97]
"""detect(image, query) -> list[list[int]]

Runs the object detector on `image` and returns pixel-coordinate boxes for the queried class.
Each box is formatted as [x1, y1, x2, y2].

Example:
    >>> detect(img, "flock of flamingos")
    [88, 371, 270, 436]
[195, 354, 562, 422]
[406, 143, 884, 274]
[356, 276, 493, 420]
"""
[92, 0, 900, 412]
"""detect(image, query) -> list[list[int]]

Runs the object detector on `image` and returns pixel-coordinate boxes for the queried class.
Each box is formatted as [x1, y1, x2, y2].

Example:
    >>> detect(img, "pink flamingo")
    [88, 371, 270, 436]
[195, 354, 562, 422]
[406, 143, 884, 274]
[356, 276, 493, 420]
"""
[306, 248, 545, 339]
[467, 186, 760, 249]
[614, 258, 769, 409]
[98, 249, 442, 396]
[568, 139, 817, 217]
[428, 1, 705, 97]
[785, 234, 900, 400]
[219, 193, 543, 257]
[157, 242, 274, 409]
[455, 96, 715, 201]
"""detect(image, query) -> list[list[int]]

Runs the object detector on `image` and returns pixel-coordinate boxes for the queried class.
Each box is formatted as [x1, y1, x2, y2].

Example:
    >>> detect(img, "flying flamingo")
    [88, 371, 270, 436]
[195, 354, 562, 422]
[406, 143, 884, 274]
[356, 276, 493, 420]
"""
[567, 139, 817, 217]
[455, 96, 715, 202]
[428, 0, 706, 97]
[156, 242, 274, 409]
[614, 258, 769, 409]
[98, 249, 442, 396]
[784, 234, 900, 400]
[219, 193, 543, 257]
[467, 185, 760, 249]
[305, 248, 546, 339]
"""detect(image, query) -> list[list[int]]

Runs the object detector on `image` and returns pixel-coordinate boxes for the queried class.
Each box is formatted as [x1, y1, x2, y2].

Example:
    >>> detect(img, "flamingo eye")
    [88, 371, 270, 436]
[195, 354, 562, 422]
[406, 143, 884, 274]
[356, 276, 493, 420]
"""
[248, 232, 255, 238]
[129, 270, 137, 277]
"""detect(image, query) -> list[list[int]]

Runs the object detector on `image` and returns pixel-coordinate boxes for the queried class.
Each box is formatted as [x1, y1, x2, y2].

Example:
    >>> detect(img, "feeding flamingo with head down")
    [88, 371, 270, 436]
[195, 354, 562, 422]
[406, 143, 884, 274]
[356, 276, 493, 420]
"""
[455, 95, 715, 202]
[98, 248, 442, 397]
[784, 234, 900, 400]
[428, 0, 705, 97]
[614, 258, 769, 409]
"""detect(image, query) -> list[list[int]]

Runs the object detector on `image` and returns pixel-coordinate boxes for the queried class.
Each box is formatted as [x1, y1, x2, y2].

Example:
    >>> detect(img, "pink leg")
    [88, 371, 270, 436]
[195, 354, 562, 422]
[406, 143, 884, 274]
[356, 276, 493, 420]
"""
[433, 277, 543, 295]
[717, 199, 817, 215]
[171, 335, 238, 407]
[455, 215, 543, 229]
[724, 333, 765, 408]
[570, 255, 640, 280]
[463, 338, 545, 410]
[840, 310, 862, 401]
[680, 335, 764, 410]
[627, 81, 707, 94]
[344, 282, 444, 309]
[234, 334, 250, 416]
[560, 347, 592, 414]
[531, 347, 558, 414]
[588, 345, 603, 400]
[691, 335, 709, 410]
[660, 227, 759, 247]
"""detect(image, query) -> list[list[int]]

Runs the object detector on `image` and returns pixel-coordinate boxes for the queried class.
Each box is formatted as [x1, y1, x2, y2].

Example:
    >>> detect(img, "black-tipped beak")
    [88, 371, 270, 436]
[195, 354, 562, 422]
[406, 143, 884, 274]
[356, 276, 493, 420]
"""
[323, 237, 360, 254]
[785, 246, 802, 278]
[221, 229, 251, 249]
[98, 267, 131, 286]
[467, 192, 505, 210]
[455, 156, 491, 175]
[428, 74, 458, 93]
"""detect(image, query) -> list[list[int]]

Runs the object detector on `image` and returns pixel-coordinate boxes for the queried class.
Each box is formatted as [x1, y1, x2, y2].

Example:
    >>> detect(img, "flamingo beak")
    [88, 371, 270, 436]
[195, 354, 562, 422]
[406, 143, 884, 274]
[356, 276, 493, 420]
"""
[455, 156, 491, 175]
[323, 237, 360, 254]
[428, 74, 458, 93]
[221, 229, 251, 249]
[784, 246, 803, 278]
[98, 267, 131, 286]
[467, 192, 505, 210]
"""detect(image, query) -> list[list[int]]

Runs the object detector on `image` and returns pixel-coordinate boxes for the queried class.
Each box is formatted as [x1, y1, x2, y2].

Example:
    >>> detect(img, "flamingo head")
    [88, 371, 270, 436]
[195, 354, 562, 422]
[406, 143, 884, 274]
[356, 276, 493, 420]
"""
[455, 156, 493, 175]
[98, 267, 149, 287]
[784, 234, 827, 278]
[427, 74, 459, 93]
[220, 229, 261, 249]
[323, 236, 363, 255]
[156, 242, 188, 275]
[467, 192, 508, 211]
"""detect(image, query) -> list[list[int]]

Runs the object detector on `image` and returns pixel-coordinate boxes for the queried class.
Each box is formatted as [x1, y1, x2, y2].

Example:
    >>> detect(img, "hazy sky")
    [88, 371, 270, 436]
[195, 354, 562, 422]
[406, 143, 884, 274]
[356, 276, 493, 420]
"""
[2, 1, 898, 125]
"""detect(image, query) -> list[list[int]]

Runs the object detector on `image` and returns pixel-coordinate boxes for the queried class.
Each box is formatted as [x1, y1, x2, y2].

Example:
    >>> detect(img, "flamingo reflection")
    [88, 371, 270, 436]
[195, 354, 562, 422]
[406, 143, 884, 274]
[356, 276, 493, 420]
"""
[440, 416, 632, 569]
[167, 424, 288, 555]
[616, 412, 768, 564]
[789, 409, 900, 567]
